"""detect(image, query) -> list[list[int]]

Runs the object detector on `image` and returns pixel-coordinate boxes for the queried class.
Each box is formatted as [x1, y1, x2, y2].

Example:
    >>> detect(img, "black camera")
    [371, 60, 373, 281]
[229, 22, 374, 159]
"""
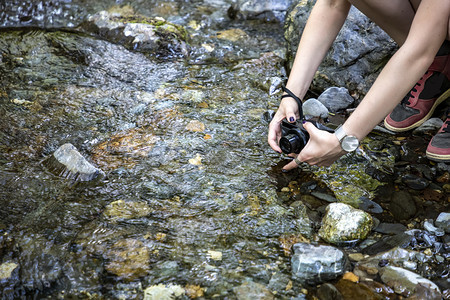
[279, 119, 309, 154]
[263, 110, 334, 154]
[279, 119, 334, 154]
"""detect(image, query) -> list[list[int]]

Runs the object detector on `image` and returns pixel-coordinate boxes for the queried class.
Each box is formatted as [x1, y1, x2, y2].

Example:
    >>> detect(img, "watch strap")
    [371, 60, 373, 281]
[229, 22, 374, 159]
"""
[281, 86, 304, 120]
[334, 125, 346, 142]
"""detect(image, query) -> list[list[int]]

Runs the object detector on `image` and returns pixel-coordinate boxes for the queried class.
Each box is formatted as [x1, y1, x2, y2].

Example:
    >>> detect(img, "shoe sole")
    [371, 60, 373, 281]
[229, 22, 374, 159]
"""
[384, 88, 450, 132]
[426, 151, 450, 163]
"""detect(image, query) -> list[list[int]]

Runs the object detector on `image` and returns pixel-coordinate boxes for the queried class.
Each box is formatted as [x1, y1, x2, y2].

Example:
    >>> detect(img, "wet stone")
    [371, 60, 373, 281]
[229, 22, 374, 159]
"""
[334, 278, 384, 300]
[103, 200, 152, 221]
[0, 262, 18, 280]
[302, 98, 329, 119]
[79, 8, 189, 58]
[104, 238, 151, 281]
[42, 143, 105, 183]
[379, 266, 441, 299]
[358, 197, 383, 214]
[317, 87, 355, 113]
[291, 242, 348, 285]
[401, 174, 429, 190]
[435, 212, 450, 233]
[389, 190, 417, 221]
[423, 220, 445, 236]
[311, 192, 337, 203]
[374, 223, 407, 235]
[233, 281, 274, 300]
[361, 233, 413, 256]
[144, 284, 185, 300]
[228, 0, 295, 22]
[318, 203, 373, 245]
[348, 253, 366, 262]
[316, 283, 343, 300]
[413, 118, 444, 134]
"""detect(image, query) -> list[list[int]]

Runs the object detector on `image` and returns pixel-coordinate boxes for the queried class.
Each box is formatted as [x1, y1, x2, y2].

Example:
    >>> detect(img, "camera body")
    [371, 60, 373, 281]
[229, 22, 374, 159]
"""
[279, 119, 334, 154]
[279, 120, 309, 154]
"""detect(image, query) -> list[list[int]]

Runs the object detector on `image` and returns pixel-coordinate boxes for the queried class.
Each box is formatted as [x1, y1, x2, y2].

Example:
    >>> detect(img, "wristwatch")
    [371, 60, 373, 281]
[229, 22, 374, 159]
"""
[334, 125, 360, 152]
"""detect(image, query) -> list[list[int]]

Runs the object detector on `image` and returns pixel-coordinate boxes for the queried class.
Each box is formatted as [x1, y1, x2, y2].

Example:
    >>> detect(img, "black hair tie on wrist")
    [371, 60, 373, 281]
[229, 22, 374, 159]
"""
[281, 86, 304, 120]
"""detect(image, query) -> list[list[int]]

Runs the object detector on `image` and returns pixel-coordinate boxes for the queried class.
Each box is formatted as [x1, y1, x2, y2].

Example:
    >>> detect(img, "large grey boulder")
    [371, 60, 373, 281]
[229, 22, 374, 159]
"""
[284, 1, 397, 100]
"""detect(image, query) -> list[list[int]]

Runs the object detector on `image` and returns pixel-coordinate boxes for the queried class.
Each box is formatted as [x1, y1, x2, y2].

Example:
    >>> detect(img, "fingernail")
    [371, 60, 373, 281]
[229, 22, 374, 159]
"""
[289, 117, 295, 122]
[281, 169, 288, 173]
[277, 151, 282, 154]
[302, 120, 306, 124]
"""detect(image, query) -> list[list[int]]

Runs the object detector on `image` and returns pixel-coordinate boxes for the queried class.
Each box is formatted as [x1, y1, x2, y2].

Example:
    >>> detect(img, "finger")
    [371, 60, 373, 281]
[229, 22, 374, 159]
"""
[268, 123, 282, 153]
[302, 121, 319, 134]
[282, 157, 301, 172]
[285, 107, 297, 123]
[282, 98, 299, 123]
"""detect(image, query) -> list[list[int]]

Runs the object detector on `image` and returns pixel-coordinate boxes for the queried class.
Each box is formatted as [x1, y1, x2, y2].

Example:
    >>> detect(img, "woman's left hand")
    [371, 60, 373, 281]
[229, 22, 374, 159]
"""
[282, 121, 347, 171]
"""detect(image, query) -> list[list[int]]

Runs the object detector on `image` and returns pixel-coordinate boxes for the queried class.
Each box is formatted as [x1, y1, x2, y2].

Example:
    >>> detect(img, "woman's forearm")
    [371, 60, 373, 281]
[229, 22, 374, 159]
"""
[343, 48, 436, 139]
[286, 0, 351, 99]
[343, 0, 450, 140]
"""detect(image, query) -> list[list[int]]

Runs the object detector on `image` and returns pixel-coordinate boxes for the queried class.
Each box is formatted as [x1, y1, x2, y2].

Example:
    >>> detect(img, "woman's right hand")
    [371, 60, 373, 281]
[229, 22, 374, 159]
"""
[267, 96, 301, 153]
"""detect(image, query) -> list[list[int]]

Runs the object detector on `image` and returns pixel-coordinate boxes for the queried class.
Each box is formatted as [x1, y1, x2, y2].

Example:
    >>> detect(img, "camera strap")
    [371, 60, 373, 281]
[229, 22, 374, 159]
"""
[281, 86, 304, 120]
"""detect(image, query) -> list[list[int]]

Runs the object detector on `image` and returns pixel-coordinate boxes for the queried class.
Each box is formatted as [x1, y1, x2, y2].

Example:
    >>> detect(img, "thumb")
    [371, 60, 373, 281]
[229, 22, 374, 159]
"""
[302, 121, 319, 134]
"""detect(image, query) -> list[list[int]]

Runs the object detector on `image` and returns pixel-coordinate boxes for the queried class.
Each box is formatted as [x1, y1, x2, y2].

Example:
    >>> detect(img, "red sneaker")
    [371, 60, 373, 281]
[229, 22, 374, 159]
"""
[426, 111, 450, 163]
[384, 53, 450, 132]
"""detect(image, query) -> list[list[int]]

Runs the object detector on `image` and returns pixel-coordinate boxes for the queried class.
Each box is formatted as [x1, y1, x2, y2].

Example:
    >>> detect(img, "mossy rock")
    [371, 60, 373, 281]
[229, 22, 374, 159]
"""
[319, 203, 373, 245]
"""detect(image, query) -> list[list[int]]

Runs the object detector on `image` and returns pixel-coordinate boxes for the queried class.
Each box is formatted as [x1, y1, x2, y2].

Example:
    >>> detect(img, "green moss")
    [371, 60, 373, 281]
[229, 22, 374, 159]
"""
[314, 158, 384, 207]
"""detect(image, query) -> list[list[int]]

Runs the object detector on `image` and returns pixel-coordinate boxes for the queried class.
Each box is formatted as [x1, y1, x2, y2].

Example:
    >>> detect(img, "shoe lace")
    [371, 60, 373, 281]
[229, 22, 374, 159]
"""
[401, 71, 430, 106]
[443, 115, 450, 133]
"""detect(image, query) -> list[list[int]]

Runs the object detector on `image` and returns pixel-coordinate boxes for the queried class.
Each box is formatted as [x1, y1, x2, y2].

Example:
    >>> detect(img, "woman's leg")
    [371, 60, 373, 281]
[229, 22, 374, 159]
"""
[348, 0, 418, 45]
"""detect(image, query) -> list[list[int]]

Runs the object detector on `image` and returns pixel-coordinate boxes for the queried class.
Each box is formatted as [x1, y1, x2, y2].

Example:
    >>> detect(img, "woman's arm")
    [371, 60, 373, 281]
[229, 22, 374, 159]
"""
[343, 0, 450, 140]
[268, 0, 351, 153]
[283, 0, 450, 170]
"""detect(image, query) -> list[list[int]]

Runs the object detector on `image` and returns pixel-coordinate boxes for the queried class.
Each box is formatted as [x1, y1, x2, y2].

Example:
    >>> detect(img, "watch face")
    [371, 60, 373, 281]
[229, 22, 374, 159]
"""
[342, 136, 359, 152]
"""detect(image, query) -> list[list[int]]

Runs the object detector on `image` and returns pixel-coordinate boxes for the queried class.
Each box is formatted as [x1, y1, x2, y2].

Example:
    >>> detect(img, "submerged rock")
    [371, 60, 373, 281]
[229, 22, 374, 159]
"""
[79, 7, 189, 59]
[103, 199, 152, 220]
[318, 203, 373, 245]
[361, 233, 413, 256]
[42, 143, 105, 183]
[104, 238, 151, 281]
[228, 0, 295, 22]
[374, 223, 407, 235]
[379, 266, 441, 299]
[144, 284, 185, 300]
[389, 190, 417, 220]
[291, 242, 348, 285]
[233, 281, 274, 300]
[0, 262, 18, 280]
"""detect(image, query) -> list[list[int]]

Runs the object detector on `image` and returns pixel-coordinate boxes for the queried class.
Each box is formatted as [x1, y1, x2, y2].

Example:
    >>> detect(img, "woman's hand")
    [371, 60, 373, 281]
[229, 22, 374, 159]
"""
[268, 97, 300, 153]
[282, 121, 347, 171]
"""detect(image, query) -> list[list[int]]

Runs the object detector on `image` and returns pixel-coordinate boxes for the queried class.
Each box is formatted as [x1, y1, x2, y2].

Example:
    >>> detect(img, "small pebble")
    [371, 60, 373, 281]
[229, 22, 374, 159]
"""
[348, 253, 365, 262]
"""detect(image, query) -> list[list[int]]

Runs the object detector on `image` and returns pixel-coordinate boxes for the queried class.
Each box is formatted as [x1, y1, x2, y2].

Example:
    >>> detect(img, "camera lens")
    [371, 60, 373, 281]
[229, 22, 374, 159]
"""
[279, 133, 305, 154]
